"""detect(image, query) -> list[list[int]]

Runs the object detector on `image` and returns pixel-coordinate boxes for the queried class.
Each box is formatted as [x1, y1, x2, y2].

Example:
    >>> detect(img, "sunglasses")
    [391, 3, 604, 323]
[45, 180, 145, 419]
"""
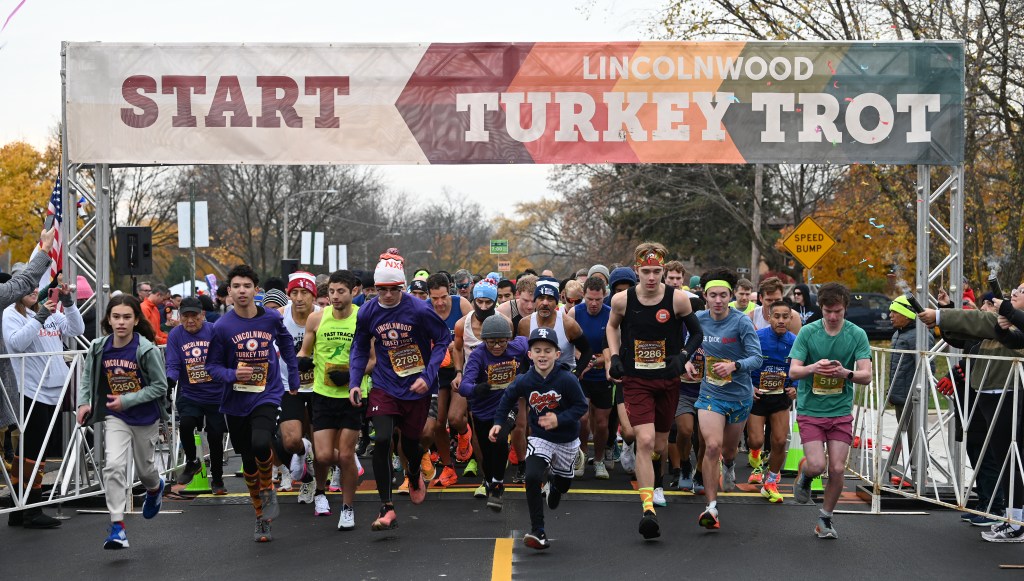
[792, 291, 802, 295]
[564, 297, 582, 305]
[456, 283, 472, 290]
[375, 286, 404, 294]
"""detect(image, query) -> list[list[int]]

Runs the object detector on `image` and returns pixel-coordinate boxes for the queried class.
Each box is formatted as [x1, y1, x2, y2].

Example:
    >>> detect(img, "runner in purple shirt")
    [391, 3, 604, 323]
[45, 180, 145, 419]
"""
[348, 249, 451, 531]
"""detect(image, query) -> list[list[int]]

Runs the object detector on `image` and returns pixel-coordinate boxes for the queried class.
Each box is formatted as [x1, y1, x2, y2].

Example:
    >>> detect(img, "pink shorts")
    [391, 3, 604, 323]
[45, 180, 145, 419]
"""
[796, 414, 854, 445]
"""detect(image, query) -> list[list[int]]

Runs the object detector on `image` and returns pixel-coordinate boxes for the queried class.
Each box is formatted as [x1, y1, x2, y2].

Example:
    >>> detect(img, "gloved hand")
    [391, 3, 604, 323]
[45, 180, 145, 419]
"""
[297, 356, 315, 373]
[666, 351, 688, 377]
[327, 370, 348, 386]
[495, 407, 518, 441]
[474, 382, 493, 397]
[60, 288, 75, 308]
[609, 354, 625, 379]
[936, 376, 954, 397]
[952, 362, 966, 386]
[34, 302, 51, 325]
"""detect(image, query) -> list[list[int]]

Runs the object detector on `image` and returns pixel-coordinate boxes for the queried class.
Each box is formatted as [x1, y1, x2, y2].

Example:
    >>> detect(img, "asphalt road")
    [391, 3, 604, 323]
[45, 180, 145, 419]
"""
[2, 456, 1022, 580]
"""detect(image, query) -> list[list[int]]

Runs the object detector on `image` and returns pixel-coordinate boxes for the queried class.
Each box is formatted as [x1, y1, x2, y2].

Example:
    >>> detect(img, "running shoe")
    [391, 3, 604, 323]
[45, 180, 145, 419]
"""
[338, 504, 355, 531]
[371, 504, 398, 531]
[793, 458, 813, 505]
[409, 474, 428, 505]
[653, 487, 667, 507]
[604, 448, 615, 466]
[524, 529, 549, 550]
[698, 506, 720, 529]
[620, 442, 636, 474]
[211, 480, 228, 496]
[314, 493, 331, 516]
[474, 482, 489, 499]
[421, 452, 437, 482]
[691, 472, 705, 494]
[889, 475, 914, 488]
[639, 510, 660, 539]
[815, 516, 839, 539]
[748, 465, 764, 485]
[297, 480, 315, 504]
[573, 449, 586, 478]
[677, 471, 694, 491]
[982, 522, 1024, 543]
[546, 479, 562, 510]
[260, 487, 280, 521]
[612, 441, 622, 461]
[356, 456, 365, 478]
[761, 481, 784, 504]
[508, 446, 519, 466]
[594, 461, 610, 480]
[433, 466, 458, 488]
[430, 450, 440, 464]
[748, 449, 762, 470]
[456, 427, 474, 463]
[290, 439, 313, 481]
[356, 436, 371, 457]
[177, 459, 203, 485]
[487, 483, 504, 512]
[103, 522, 129, 550]
[513, 463, 526, 484]
[254, 517, 272, 542]
[329, 466, 342, 492]
[142, 478, 164, 519]
[398, 477, 410, 495]
[278, 467, 293, 492]
[463, 459, 479, 477]
[970, 513, 1003, 527]
[721, 463, 738, 492]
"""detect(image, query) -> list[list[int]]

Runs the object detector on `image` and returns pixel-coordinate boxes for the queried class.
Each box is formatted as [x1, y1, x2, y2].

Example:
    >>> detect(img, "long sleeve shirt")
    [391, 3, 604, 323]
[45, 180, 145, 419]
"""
[458, 336, 529, 421]
[206, 307, 299, 416]
[165, 322, 224, 405]
[493, 365, 588, 444]
[3, 303, 85, 405]
[348, 294, 451, 401]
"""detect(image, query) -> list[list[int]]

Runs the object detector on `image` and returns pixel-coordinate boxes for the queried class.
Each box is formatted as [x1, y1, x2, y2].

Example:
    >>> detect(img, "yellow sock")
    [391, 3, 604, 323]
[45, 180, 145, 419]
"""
[640, 487, 655, 513]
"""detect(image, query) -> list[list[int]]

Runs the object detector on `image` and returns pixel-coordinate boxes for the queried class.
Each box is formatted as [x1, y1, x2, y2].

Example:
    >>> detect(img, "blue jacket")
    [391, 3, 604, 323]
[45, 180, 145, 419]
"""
[494, 365, 587, 444]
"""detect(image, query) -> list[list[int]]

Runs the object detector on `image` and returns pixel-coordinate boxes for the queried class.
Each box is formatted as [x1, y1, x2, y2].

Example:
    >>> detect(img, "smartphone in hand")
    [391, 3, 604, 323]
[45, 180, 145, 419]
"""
[48, 287, 60, 304]
[43, 213, 55, 231]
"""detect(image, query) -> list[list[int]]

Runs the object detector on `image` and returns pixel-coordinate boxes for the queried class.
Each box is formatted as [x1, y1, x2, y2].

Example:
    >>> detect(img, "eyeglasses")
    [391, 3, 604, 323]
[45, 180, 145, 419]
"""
[375, 286, 404, 294]
[456, 283, 472, 290]
[792, 291, 802, 295]
[564, 297, 582, 305]
[485, 339, 509, 348]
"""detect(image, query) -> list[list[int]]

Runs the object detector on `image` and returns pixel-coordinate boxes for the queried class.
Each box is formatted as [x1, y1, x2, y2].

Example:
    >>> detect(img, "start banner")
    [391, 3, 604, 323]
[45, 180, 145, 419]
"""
[64, 41, 964, 166]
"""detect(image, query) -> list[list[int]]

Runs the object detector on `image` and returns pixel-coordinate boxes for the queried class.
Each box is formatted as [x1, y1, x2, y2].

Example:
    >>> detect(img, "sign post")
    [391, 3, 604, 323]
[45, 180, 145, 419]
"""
[782, 217, 836, 270]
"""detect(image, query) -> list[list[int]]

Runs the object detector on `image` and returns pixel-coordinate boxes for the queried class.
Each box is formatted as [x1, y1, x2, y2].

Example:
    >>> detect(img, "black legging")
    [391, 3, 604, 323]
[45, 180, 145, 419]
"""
[179, 415, 225, 480]
[472, 415, 508, 484]
[19, 396, 57, 464]
[979, 392, 1024, 511]
[371, 415, 423, 505]
[226, 404, 278, 475]
[525, 454, 571, 532]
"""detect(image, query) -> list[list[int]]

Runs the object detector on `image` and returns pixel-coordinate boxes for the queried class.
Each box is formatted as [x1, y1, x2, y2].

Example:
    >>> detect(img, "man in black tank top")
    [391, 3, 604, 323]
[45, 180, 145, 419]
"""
[607, 243, 704, 540]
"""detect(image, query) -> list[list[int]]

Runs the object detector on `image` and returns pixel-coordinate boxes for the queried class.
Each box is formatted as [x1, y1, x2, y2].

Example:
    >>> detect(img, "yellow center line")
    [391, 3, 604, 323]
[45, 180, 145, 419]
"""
[491, 537, 513, 581]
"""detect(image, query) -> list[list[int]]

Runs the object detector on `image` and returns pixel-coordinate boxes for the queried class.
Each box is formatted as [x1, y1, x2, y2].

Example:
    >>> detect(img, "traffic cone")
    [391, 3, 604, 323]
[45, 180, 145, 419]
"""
[184, 433, 211, 494]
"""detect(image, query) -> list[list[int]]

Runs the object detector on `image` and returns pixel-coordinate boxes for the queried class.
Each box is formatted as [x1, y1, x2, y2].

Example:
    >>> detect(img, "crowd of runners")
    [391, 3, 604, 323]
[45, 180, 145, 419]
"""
[19, 236, 1024, 550]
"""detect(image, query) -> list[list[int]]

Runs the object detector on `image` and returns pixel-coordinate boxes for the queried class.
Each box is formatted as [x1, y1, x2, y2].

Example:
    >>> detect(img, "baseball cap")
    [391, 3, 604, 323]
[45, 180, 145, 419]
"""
[528, 326, 560, 349]
[409, 280, 428, 294]
[179, 297, 203, 315]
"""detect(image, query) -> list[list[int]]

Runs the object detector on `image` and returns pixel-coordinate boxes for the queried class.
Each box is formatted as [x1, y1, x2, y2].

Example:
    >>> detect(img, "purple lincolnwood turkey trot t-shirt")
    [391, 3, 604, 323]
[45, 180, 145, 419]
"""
[103, 334, 161, 426]
[165, 323, 223, 405]
[205, 307, 299, 416]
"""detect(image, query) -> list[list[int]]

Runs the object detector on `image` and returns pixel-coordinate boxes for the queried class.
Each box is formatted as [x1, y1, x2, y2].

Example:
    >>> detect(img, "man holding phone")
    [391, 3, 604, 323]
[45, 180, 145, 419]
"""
[788, 282, 872, 540]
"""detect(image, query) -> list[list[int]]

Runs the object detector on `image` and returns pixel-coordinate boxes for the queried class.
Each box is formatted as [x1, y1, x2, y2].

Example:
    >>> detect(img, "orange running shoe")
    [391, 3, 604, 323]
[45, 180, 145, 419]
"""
[421, 452, 437, 482]
[398, 477, 410, 495]
[456, 426, 474, 463]
[430, 450, 440, 464]
[748, 465, 764, 485]
[433, 465, 458, 488]
[761, 481, 784, 503]
[508, 446, 519, 466]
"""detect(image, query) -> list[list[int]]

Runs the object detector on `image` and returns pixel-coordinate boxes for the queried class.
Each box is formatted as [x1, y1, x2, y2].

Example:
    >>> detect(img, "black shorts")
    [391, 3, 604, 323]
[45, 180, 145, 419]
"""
[581, 379, 614, 410]
[614, 382, 624, 406]
[176, 395, 227, 433]
[750, 393, 792, 418]
[311, 392, 363, 432]
[279, 391, 314, 423]
[437, 367, 456, 391]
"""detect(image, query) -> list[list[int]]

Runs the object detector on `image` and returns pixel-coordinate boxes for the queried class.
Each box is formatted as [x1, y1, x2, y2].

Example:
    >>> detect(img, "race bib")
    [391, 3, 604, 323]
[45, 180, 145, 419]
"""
[299, 368, 315, 389]
[634, 339, 666, 370]
[705, 356, 733, 387]
[812, 373, 844, 396]
[389, 344, 425, 378]
[234, 361, 269, 393]
[324, 362, 350, 388]
[758, 371, 786, 395]
[690, 350, 706, 379]
[107, 370, 142, 395]
[185, 362, 213, 385]
[486, 361, 518, 389]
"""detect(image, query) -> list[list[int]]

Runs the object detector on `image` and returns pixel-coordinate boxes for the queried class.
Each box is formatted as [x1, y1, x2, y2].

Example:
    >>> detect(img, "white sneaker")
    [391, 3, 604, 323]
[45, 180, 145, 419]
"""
[297, 480, 315, 504]
[329, 466, 342, 492]
[722, 463, 738, 493]
[278, 467, 293, 492]
[313, 493, 331, 516]
[594, 461, 610, 480]
[653, 487, 667, 507]
[620, 443, 636, 474]
[573, 449, 587, 478]
[338, 504, 355, 531]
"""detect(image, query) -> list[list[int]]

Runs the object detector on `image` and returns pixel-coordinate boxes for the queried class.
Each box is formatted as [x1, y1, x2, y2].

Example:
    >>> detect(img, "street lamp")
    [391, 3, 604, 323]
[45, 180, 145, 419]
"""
[283, 189, 338, 262]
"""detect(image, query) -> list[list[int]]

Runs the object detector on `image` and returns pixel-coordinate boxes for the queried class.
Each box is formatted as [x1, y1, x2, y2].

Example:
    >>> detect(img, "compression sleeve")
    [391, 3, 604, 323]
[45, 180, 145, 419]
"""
[681, 312, 703, 359]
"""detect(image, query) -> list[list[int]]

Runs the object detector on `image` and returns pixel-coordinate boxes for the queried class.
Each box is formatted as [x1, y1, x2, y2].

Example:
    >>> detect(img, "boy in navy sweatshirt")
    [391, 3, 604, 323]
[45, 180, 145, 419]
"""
[490, 327, 588, 550]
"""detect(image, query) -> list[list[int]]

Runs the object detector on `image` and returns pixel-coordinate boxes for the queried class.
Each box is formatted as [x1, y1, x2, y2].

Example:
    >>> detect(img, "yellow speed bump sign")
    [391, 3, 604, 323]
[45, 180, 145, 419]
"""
[782, 217, 835, 270]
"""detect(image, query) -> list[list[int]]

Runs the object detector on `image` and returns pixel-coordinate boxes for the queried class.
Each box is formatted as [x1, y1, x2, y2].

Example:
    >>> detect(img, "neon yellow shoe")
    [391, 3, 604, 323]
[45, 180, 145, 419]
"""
[761, 480, 784, 503]
[463, 459, 479, 477]
[748, 465, 764, 485]
[748, 449, 762, 470]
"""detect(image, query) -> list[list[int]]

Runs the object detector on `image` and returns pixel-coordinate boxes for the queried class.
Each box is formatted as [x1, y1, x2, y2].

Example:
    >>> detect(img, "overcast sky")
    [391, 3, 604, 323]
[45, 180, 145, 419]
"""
[0, 0, 665, 216]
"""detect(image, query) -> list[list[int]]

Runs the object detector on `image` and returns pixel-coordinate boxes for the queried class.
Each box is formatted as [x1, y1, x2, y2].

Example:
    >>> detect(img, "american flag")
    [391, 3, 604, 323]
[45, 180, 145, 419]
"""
[44, 176, 62, 284]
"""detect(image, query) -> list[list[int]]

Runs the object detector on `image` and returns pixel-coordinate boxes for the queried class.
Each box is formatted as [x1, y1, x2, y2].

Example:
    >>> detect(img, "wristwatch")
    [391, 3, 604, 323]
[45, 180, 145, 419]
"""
[846, 370, 854, 380]
[733, 361, 742, 372]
